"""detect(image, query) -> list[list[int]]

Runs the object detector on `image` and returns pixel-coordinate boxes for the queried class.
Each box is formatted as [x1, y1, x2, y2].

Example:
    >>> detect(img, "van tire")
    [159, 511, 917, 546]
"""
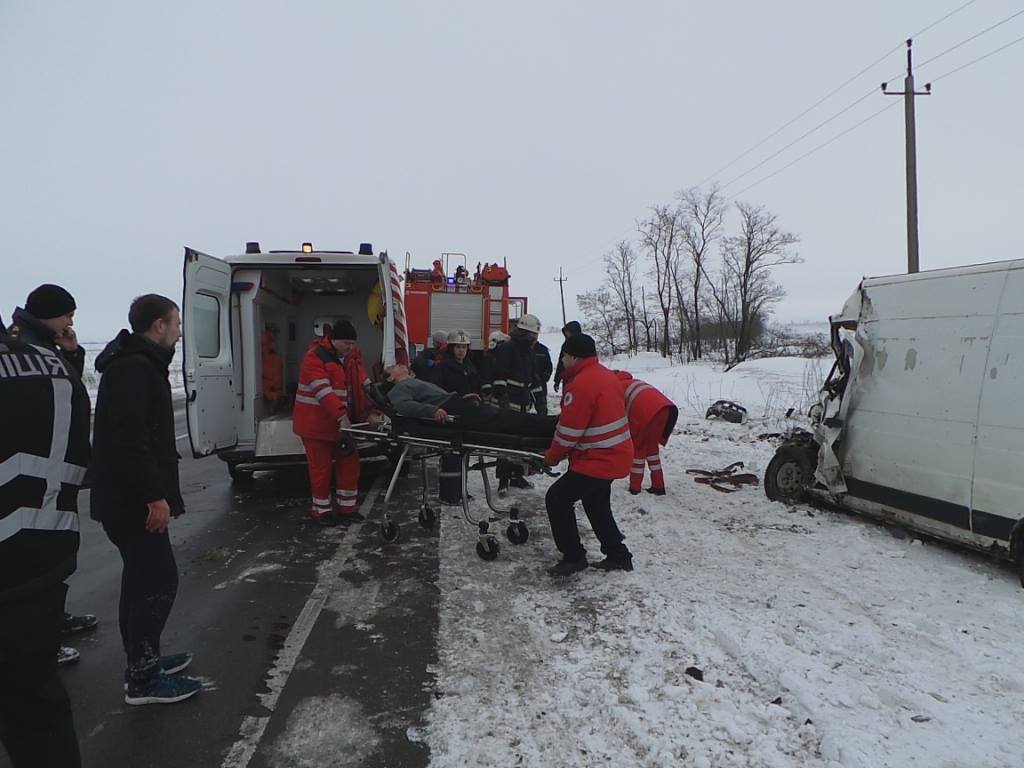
[764, 445, 814, 503]
[1011, 525, 1024, 589]
[227, 462, 254, 485]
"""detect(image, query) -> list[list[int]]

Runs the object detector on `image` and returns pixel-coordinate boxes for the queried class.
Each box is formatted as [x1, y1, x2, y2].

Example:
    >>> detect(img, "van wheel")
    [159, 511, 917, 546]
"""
[1012, 527, 1024, 589]
[227, 462, 254, 485]
[764, 445, 813, 503]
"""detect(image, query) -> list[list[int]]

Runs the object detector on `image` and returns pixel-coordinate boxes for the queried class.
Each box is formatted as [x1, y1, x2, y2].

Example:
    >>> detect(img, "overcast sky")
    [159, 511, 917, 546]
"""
[2, 0, 1021, 342]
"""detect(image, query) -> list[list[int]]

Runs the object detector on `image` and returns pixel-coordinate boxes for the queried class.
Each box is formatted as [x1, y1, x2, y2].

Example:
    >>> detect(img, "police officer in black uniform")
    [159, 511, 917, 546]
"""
[0, 320, 90, 767]
[8, 285, 98, 663]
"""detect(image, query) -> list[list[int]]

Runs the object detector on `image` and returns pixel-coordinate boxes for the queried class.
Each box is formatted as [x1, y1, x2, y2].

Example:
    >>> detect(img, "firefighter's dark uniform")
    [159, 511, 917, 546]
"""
[1, 332, 89, 768]
[431, 347, 481, 503]
[491, 330, 538, 413]
[532, 340, 553, 416]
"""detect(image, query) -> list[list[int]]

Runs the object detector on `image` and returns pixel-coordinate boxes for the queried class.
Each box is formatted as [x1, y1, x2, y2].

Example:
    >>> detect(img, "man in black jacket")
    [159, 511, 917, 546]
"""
[91, 294, 201, 706]
[552, 320, 581, 393]
[8, 284, 98, 663]
[1, 328, 90, 767]
[532, 339, 553, 416]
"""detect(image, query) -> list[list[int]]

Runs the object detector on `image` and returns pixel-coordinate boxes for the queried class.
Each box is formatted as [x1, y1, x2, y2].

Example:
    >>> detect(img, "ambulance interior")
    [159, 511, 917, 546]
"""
[235, 265, 384, 454]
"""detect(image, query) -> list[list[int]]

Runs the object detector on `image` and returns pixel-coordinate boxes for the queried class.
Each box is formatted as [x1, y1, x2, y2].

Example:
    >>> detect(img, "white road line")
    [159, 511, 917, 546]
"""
[220, 474, 385, 768]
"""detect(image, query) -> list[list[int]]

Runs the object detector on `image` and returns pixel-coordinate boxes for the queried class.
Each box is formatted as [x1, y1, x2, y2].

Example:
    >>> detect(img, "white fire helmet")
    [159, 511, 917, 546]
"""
[516, 313, 541, 334]
[447, 328, 471, 345]
[487, 330, 510, 350]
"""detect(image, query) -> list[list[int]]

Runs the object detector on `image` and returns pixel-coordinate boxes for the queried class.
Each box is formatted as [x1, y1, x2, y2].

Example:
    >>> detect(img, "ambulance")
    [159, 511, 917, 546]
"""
[182, 242, 409, 480]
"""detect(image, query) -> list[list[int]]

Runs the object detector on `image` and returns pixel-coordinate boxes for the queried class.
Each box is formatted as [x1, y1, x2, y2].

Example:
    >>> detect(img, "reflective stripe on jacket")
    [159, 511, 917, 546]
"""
[548, 357, 633, 479]
[293, 338, 350, 441]
[614, 371, 679, 446]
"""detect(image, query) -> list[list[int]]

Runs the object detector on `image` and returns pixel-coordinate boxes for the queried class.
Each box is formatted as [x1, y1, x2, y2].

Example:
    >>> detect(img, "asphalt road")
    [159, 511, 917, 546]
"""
[1, 405, 442, 768]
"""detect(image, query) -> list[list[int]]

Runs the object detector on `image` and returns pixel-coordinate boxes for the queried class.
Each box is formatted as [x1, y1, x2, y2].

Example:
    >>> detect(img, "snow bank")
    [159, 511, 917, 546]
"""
[425, 352, 1024, 767]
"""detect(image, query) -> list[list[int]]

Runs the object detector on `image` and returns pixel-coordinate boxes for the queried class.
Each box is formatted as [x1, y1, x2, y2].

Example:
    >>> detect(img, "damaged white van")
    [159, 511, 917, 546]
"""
[182, 242, 409, 480]
[764, 258, 1024, 581]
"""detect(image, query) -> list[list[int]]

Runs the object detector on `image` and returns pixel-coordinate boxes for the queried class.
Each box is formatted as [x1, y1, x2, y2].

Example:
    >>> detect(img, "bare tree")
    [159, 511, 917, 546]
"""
[671, 260, 692, 359]
[637, 205, 685, 357]
[679, 184, 727, 360]
[720, 202, 801, 360]
[602, 241, 640, 353]
[639, 285, 655, 352]
[576, 288, 622, 355]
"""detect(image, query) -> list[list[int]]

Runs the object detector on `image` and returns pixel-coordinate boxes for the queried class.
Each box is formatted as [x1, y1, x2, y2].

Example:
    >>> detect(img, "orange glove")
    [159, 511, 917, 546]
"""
[543, 449, 559, 467]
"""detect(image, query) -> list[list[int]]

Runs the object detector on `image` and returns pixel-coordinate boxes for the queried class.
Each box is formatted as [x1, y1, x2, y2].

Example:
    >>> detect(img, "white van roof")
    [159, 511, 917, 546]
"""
[861, 257, 1024, 289]
[223, 251, 381, 267]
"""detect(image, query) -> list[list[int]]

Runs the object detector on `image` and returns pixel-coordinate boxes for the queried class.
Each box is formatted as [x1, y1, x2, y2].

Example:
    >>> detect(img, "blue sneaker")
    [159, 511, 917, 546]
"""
[123, 652, 194, 690]
[125, 672, 202, 706]
[159, 652, 193, 675]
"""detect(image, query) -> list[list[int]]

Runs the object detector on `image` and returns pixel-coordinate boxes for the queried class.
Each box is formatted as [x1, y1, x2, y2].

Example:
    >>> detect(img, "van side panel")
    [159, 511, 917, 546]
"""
[839, 270, 1005, 525]
[971, 266, 1024, 540]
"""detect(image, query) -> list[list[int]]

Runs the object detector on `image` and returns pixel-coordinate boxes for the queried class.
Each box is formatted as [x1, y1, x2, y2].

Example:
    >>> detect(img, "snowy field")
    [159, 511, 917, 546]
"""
[424, 346, 1024, 768]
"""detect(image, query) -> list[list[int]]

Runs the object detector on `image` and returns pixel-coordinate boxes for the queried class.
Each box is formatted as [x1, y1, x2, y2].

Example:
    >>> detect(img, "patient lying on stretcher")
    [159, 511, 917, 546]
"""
[382, 364, 557, 438]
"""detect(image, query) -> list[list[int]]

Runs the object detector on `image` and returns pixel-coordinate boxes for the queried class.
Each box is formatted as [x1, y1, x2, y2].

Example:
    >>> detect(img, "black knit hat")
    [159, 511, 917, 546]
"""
[562, 320, 582, 335]
[328, 318, 358, 341]
[26, 284, 76, 320]
[562, 333, 596, 359]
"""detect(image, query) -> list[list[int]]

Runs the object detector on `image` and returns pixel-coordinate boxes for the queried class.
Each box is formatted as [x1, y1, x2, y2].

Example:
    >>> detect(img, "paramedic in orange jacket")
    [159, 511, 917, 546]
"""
[614, 371, 678, 495]
[261, 328, 284, 407]
[292, 319, 367, 526]
[543, 334, 635, 575]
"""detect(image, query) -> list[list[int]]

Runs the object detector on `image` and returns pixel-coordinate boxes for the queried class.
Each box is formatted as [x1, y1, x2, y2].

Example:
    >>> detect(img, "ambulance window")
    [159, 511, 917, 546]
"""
[193, 294, 220, 358]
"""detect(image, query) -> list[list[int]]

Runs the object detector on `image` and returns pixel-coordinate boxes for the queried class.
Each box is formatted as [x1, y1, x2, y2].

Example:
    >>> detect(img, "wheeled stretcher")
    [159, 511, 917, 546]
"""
[342, 386, 556, 560]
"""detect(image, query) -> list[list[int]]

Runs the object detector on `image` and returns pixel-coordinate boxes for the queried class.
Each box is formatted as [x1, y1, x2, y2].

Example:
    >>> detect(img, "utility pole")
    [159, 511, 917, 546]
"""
[553, 267, 567, 326]
[882, 39, 931, 274]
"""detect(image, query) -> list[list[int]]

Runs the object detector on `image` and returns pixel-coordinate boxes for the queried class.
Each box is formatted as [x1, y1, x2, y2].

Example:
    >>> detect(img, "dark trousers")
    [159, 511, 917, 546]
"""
[545, 470, 629, 561]
[439, 453, 463, 502]
[102, 523, 179, 684]
[0, 583, 81, 768]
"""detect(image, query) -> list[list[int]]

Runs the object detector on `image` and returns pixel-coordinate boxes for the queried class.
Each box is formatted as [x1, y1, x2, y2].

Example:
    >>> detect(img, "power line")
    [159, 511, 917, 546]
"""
[730, 101, 900, 198]
[695, 0, 981, 187]
[931, 29, 1024, 80]
[563, 0, 989, 273]
[916, 7, 1024, 71]
[719, 86, 881, 190]
[728, 25, 1024, 203]
[694, 50, 901, 187]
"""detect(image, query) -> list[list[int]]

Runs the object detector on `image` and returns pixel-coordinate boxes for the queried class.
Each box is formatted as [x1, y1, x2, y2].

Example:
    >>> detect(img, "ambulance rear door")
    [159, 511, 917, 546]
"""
[183, 247, 238, 457]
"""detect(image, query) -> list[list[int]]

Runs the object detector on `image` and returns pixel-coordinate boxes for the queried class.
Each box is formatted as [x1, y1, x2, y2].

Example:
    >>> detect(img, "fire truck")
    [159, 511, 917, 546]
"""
[402, 252, 528, 352]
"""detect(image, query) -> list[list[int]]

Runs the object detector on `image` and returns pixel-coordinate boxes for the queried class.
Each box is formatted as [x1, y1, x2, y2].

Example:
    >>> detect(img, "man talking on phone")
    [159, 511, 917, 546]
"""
[8, 285, 99, 664]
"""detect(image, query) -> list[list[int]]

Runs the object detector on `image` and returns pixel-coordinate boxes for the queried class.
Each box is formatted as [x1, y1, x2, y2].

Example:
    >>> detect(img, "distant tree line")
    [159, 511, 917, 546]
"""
[577, 185, 802, 364]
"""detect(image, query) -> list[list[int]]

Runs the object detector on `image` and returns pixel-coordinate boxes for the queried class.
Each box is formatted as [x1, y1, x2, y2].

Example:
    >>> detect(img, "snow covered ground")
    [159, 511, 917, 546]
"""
[425, 348, 1024, 768]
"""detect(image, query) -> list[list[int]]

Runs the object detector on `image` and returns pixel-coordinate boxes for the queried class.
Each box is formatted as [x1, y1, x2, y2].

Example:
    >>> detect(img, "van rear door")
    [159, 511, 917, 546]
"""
[971, 264, 1024, 541]
[183, 247, 238, 457]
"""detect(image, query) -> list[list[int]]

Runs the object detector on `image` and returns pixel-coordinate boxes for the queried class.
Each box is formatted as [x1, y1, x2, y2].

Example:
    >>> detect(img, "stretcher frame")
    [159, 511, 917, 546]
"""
[343, 417, 554, 560]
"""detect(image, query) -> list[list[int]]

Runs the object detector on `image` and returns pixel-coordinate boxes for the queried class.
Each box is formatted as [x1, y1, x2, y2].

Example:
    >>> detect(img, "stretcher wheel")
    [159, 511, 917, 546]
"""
[418, 506, 436, 529]
[380, 520, 401, 543]
[506, 521, 529, 545]
[476, 537, 500, 561]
